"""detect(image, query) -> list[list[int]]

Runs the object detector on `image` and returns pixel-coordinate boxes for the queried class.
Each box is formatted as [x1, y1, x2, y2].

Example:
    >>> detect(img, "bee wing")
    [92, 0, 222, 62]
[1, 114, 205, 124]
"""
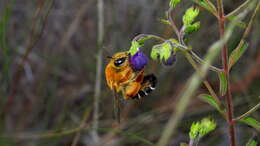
[113, 88, 120, 123]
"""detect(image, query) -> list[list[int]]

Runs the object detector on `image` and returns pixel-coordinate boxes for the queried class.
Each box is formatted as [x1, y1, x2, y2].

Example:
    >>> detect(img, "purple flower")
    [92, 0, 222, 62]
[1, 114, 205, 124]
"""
[129, 51, 149, 71]
[162, 52, 177, 66]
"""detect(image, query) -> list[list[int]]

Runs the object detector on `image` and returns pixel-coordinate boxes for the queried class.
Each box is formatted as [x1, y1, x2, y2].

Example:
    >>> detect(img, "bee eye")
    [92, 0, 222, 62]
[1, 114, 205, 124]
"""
[114, 57, 126, 67]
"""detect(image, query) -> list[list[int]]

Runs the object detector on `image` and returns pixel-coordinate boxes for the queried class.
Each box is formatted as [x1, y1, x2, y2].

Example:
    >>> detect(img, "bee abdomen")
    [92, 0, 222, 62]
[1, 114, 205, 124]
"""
[133, 74, 157, 99]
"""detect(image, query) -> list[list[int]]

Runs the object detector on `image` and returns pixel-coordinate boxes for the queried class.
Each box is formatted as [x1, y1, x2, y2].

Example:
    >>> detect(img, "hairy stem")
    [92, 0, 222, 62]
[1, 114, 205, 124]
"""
[189, 50, 222, 72]
[216, 0, 236, 145]
[133, 34, 165, 42]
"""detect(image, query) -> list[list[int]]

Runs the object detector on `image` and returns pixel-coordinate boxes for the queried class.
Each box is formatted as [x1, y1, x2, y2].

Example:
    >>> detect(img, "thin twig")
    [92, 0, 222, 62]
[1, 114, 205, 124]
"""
[189, 50, 222, 72]
[59, 0, 92, 49]
[225, 0, 254, 18]
[6, 0, 55, 108]
[71, 107, 91, 146]
[233, 102, 260, 121]
[91, 0, 104, 143]
[3, 126, 89, 139]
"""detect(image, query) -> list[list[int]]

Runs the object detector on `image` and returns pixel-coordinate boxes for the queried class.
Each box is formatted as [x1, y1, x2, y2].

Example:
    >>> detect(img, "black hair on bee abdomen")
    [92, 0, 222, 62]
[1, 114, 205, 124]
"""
[132, 74, 157, 99]
[142, 74, 157, 88]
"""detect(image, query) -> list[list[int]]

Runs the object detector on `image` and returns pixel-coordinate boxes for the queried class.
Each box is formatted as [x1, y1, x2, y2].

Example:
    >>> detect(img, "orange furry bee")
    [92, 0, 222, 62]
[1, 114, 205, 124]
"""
[105, 51, 157, 122]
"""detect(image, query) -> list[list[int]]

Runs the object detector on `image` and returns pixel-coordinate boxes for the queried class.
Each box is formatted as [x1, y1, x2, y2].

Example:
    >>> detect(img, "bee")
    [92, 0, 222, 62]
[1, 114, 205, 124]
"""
[105, 51, 157, 123]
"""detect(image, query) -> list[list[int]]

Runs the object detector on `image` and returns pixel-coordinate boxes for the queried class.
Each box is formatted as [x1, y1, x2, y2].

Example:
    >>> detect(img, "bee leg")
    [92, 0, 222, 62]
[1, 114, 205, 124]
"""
[124, 82, 141, 99]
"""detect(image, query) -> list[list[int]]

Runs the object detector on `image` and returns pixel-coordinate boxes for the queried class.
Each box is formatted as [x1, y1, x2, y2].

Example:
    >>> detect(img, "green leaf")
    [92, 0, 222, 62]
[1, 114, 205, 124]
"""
[169, 0, 181, 8]
[129, 41, 141, 55]
[182, 7, 200, 26]
[192, 0, 217, 16]
[228, 41, 248, 70]
[246, 136, 258, 146]
[218, 71, 227, 96]
[185, 21, 200, 34]
[150, 39, 181, 61]
[239, 117, 260, 131]
[150, 44, 162, 61]
[199, 94, 224, 114]
[160, 42, 172, 61]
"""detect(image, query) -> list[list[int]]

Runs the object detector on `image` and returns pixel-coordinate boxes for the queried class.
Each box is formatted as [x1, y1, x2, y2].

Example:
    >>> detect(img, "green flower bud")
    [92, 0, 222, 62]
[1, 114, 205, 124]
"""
[185, 21, 200, 34]
[183, 7, 200, 26]
[160, 42, 172, 61]
[189, 122, 200, 140]
[150, 44, 162, 61]
[199, 118, 216, 137]
[189, 117, 216, 140]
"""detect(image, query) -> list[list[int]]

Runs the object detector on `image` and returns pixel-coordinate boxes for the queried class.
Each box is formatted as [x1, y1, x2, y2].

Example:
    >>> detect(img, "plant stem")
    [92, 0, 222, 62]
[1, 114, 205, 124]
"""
[168, 8, 181, 40]
[133, 34, 165, 42]
[216, 0, 236, 145]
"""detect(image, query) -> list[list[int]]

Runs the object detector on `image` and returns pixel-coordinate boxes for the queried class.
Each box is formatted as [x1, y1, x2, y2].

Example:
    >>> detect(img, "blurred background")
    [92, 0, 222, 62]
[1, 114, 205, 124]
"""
[0, 0, 259, 145]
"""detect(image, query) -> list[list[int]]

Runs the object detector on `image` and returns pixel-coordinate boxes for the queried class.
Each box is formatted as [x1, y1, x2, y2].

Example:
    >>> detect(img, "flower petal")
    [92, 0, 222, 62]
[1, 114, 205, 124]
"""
[162, 52, 177, 66]
[129, 51, 148, 71]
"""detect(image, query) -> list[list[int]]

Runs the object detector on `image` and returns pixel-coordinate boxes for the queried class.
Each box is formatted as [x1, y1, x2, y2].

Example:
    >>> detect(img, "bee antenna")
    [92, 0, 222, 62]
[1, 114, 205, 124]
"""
[106, 56, 112, 59]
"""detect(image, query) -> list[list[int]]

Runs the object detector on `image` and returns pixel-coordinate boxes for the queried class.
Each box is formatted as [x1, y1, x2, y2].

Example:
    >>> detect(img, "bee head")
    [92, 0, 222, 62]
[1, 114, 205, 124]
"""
[109, 52, 129, 69]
